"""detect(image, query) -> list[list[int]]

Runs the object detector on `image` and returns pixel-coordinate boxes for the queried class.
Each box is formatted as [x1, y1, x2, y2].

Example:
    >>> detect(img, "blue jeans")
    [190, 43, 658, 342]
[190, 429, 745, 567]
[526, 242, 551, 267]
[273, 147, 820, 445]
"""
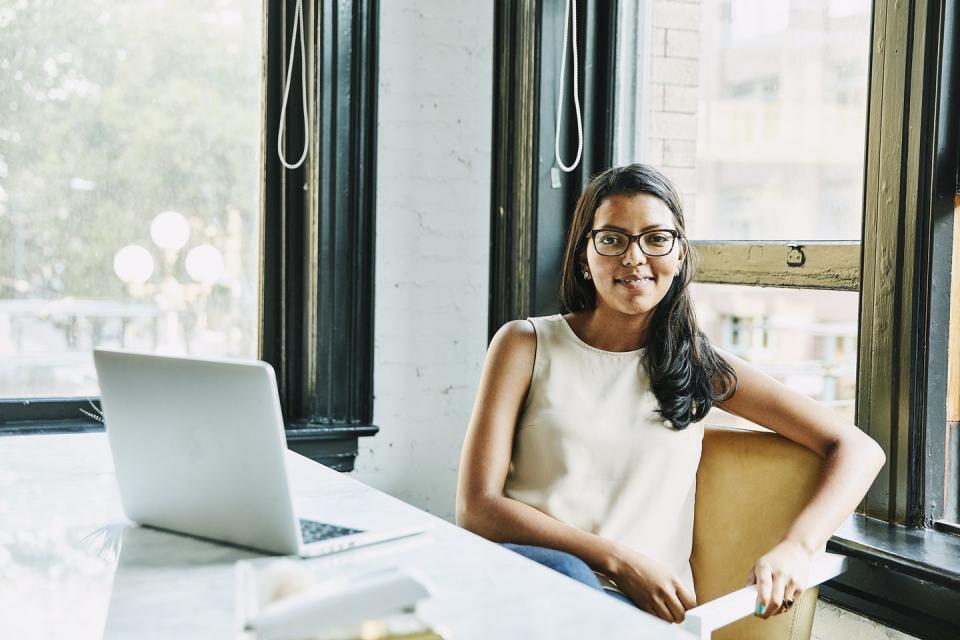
[502, 543, 635, 606]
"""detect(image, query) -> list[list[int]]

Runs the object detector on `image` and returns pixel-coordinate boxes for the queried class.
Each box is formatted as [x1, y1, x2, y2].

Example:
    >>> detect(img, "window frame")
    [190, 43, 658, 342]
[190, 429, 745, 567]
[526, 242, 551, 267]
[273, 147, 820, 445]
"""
[0, 0, 381, 471]
[254, 0, 382, 470]
[490, 0, 618, 335]
[490, 0, 960, 637]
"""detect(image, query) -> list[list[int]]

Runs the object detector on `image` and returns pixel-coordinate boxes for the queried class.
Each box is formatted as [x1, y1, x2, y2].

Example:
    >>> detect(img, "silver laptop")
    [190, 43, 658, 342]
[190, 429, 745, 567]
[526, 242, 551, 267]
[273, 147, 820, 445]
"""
[93, 348, 422, 557]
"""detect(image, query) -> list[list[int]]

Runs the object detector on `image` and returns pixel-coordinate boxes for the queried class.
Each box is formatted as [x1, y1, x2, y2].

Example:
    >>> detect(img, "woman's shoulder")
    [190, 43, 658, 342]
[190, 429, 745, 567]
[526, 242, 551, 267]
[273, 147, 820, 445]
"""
[493, 314, 563, 346]
[492, 318, 537, 351]
[482, 319, 539, 386]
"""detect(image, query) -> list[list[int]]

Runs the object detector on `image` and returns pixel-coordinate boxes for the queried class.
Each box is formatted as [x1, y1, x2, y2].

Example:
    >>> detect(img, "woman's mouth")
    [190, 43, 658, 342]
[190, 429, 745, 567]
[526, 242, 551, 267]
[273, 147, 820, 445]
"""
[615, 276, 654, 291]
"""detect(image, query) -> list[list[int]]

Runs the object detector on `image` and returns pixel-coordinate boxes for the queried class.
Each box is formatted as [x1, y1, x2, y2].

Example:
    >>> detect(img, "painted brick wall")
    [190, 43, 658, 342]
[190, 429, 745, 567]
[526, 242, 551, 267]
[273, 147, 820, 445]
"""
[647, 0, 701, 216]
[349, 1, 493, 523]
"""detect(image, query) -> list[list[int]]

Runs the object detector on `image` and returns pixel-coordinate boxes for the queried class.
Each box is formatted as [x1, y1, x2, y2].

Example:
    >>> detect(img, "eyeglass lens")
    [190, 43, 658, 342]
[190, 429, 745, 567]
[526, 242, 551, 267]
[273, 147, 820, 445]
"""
[593, 230, 675, 256]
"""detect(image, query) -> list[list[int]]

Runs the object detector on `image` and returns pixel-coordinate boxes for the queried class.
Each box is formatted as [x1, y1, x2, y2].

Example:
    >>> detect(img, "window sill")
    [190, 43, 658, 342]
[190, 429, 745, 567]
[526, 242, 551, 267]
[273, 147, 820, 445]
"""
[0, 420, 378, 472]
[285, 422, 379, 471]
[822, 514, 960, 639]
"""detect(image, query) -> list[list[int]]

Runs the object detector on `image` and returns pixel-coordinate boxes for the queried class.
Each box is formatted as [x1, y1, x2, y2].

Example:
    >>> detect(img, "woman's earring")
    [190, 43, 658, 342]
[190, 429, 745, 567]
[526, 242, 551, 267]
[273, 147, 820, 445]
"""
[582, 271, 591, 280]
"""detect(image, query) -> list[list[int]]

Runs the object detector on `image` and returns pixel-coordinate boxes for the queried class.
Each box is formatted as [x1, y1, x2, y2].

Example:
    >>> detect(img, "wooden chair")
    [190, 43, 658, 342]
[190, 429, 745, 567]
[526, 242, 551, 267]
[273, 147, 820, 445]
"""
[681, 426, 848, 640]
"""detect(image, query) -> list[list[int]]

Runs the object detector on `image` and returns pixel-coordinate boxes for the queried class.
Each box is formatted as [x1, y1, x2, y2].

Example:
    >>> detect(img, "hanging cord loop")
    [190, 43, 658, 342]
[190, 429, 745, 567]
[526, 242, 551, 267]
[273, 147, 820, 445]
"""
[554, 0, 583, 173]
[277, 0, 309, 169]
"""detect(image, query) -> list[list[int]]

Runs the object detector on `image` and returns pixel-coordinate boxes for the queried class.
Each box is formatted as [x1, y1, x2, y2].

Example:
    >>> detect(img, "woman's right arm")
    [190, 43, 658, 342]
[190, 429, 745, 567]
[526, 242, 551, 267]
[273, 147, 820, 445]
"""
[456, 320, 623, 571]
[455, 321, 694, 622]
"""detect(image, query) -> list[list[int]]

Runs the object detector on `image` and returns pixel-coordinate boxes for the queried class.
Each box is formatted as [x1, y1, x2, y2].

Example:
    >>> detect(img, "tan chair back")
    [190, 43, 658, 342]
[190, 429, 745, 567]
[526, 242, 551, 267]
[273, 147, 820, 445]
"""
[692, 426, 824, 640]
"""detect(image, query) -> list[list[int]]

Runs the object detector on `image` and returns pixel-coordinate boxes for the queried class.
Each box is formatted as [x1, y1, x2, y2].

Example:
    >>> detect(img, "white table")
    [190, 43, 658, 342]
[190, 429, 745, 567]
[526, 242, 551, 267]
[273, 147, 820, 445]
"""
[0, 433, 695, 639]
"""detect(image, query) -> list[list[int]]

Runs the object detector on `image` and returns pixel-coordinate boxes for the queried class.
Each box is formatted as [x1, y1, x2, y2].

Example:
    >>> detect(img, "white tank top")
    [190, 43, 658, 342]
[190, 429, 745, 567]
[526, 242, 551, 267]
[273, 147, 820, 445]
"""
[503, 314, 702, 596]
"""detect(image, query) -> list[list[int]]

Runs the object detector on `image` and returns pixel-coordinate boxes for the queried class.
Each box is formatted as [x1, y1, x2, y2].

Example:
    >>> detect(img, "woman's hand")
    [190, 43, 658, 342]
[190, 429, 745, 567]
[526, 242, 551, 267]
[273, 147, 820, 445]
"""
[609, 546, 697, 624]
[746, 540, 814, 619]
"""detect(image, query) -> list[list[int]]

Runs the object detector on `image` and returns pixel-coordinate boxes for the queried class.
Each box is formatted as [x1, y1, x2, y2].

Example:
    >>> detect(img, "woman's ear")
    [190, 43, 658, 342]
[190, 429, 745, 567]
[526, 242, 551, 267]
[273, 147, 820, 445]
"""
[576, 247, 589, 274]
[675, 238, 688, 276]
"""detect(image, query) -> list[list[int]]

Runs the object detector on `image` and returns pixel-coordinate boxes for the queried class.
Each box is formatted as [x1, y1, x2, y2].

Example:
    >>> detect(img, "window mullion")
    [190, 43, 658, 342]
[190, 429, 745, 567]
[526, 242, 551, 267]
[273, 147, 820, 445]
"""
[857, 0, 945, 526]
[260, 0, 379, 470]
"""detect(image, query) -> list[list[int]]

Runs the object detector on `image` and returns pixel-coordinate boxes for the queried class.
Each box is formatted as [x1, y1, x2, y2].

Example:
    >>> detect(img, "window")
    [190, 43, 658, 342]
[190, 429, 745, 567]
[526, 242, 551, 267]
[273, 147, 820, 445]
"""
[492, 0, 960, 636]
[613, 0, 870, 430]
[0, 0, 380, 471]
[0, 1, 263, 399]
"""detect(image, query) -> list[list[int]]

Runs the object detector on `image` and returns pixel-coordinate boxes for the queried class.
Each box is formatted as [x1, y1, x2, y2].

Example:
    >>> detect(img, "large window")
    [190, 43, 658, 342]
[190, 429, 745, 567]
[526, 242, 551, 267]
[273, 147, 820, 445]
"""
[0, 0, 380, 471]
[0, 0, 264, 399]
[492, 0, 960, 635]
[613, 0, 871, 430]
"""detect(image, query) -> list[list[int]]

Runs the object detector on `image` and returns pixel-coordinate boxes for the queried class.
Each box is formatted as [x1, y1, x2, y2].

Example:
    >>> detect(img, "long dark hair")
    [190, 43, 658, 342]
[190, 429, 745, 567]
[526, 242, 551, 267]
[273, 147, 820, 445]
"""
[559, 164, 736, 429]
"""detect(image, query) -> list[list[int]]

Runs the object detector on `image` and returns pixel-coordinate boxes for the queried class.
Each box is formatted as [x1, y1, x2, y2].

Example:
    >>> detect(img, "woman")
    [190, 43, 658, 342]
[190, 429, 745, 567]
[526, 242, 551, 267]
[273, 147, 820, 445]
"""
[455, 164, 885, 624]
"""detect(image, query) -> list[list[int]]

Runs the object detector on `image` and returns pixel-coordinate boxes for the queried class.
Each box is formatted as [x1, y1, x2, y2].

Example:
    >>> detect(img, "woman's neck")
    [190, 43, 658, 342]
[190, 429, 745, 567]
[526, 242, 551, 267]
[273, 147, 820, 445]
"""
[566, 307, 652, 352]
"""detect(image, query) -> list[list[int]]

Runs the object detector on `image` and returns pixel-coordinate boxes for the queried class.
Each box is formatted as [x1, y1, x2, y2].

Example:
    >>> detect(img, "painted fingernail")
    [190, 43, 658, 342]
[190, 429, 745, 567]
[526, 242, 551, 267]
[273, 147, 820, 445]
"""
[756, 603, 765, 615]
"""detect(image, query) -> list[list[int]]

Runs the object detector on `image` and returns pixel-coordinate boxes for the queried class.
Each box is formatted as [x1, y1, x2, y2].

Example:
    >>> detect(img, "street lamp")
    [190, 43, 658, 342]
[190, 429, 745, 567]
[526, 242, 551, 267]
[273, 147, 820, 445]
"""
[113, 244, 154, 286]
[185, 244, 225, 285]
[150, 211, 190, 251]
[112, 211, 225, 352]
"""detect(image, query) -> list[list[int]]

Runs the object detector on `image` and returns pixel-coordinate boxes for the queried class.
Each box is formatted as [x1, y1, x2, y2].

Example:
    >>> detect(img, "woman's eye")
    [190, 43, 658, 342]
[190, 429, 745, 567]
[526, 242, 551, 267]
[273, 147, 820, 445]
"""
[648, 233, 671, 244]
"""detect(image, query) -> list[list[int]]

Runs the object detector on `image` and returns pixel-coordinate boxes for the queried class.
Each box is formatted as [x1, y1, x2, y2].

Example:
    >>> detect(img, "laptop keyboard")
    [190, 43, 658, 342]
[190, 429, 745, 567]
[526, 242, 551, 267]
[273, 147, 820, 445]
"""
[299, 518, 364, 544]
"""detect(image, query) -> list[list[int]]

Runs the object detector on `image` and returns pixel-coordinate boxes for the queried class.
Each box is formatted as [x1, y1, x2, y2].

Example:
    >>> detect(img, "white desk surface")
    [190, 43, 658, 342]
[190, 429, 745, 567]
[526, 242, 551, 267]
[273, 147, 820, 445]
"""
[0, 433, 694, 639]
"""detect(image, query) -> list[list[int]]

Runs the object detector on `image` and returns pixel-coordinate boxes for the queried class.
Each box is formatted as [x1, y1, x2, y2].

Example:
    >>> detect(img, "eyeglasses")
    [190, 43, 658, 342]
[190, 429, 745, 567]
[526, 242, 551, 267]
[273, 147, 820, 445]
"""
[585, 228, 680, 257]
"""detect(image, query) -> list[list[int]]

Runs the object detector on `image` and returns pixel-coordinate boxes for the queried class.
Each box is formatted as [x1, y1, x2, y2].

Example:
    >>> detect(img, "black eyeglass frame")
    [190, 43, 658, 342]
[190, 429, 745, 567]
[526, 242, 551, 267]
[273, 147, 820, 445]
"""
[583, 228, 681, 257]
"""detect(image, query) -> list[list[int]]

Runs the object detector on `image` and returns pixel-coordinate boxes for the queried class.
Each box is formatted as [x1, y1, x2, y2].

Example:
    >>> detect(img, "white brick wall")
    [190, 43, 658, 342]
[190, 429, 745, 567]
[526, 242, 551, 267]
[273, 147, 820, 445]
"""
[665, 29, 699, 59]
[349, 1, 492, 523]
[650, 56, 699, 85]
[652, 1, 701, 30]
[664, 85, 697, 113]
[647, 0, 702, 216]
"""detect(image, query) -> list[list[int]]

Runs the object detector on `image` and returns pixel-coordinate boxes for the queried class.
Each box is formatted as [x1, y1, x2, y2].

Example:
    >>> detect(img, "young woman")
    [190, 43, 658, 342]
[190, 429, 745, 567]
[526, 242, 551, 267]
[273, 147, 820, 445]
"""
[456, 164, 885, 624]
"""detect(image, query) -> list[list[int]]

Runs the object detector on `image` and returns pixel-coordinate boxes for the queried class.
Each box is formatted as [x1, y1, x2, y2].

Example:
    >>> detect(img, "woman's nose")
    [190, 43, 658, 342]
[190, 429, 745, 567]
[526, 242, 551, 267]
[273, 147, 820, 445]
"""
[622, 239, 648, 265]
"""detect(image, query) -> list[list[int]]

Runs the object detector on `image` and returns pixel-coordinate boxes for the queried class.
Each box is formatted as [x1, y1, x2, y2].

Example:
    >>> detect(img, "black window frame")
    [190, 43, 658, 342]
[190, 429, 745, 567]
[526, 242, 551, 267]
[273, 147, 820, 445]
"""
[0, 0, 381, 472]
[490, 1, 960, 638]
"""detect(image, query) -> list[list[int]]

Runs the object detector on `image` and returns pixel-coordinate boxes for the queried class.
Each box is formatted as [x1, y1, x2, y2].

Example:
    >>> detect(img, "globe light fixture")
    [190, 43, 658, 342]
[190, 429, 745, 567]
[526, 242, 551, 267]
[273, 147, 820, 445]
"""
[185, 244, 225, 285]
[150, 210, 190, 251]
[113, 244, 155, 285]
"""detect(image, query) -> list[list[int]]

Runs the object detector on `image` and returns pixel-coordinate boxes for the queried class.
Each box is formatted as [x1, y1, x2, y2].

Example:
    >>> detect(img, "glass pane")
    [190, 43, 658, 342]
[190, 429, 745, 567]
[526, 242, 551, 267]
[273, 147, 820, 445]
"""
[615, 0, 872, 241]
[0, 1, 264, 399]
[692, 283, 858, 428]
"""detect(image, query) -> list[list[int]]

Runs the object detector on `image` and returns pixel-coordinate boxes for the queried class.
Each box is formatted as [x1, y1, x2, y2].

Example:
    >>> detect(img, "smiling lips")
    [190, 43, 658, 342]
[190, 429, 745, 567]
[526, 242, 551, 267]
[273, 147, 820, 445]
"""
[614, 275, 655, 290]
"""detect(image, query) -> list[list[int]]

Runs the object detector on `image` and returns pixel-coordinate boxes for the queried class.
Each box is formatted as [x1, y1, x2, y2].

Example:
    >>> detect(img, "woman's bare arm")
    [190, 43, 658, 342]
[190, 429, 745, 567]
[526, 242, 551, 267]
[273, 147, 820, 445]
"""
[715, 348, 885, 618]
[456, 320, 628, 577]
[716, 348, 885, 555]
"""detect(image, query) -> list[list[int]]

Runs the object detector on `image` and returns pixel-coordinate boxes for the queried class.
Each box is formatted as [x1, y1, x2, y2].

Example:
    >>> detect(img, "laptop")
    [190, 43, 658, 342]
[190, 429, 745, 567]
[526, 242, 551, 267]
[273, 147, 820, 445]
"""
[93, 348, 424, 557]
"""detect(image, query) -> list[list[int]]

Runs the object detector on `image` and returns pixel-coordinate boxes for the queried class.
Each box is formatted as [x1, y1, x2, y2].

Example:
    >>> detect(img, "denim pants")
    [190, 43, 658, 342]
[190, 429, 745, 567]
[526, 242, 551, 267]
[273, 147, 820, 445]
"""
[502, 543, 635, 606]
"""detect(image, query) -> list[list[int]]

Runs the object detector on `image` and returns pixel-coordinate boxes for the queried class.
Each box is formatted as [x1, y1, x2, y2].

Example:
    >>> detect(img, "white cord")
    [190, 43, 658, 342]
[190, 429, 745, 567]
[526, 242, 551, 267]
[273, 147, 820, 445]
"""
[277, 0, 309, 170]
[555, 0, 583, 173]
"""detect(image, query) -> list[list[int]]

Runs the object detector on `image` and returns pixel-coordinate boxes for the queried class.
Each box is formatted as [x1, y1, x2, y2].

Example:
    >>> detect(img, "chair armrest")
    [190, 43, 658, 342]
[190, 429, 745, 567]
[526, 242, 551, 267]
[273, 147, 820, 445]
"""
[681, 552, 848, 640]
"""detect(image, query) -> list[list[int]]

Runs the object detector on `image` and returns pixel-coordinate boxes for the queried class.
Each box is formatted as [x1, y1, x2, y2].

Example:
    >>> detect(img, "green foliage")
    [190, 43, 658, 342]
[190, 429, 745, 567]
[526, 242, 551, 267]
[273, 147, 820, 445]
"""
[0, 0, 262, 299]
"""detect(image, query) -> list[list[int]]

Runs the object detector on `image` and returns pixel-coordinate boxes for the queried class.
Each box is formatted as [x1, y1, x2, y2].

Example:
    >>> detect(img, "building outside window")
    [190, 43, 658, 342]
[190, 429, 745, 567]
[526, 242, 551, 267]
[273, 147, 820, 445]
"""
[614, 0, 871, 428]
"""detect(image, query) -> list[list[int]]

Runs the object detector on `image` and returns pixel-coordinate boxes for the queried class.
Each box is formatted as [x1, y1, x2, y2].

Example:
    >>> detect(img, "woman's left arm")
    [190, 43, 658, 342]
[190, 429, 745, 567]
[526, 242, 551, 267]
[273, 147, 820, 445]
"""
[714, 348, 886, 620]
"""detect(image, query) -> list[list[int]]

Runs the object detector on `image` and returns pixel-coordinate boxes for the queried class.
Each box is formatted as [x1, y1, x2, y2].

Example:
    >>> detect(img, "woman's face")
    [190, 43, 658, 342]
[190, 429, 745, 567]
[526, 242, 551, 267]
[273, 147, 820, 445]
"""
[580, 193, 686, 317]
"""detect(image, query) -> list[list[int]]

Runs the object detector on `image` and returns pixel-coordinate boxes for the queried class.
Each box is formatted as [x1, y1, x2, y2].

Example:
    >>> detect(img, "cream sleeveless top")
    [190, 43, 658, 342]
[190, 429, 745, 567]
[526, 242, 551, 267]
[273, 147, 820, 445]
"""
[503, 314, 702, 596]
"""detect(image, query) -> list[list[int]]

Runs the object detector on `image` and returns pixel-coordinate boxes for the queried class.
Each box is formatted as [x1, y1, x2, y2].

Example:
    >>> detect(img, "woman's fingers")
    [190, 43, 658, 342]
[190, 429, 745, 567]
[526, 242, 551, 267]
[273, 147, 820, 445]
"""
[646, 598, 672, 623]
[764, 572, 787, 618]
[676, 581, 698, 611]
[754, 563, 773, 617]
[652, 596, 682, 624]
[662, 592, 686, 623]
